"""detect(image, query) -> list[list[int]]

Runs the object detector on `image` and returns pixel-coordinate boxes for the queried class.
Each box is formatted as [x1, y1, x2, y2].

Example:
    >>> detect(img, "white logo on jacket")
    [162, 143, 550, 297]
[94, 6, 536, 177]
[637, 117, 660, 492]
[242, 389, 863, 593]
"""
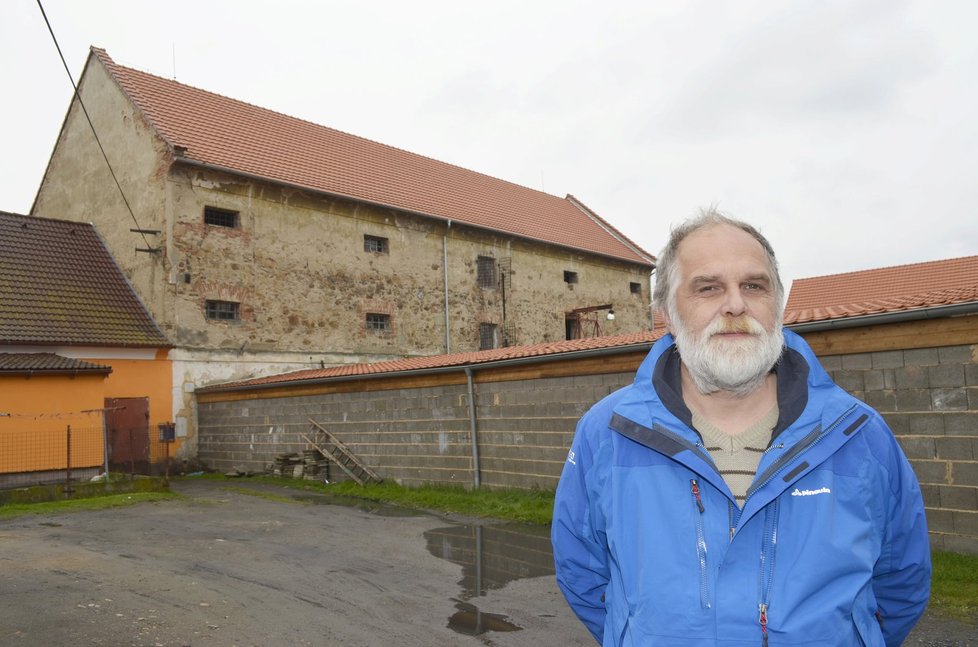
[791, 486, 831, 497]
[567, 450, 576, 466]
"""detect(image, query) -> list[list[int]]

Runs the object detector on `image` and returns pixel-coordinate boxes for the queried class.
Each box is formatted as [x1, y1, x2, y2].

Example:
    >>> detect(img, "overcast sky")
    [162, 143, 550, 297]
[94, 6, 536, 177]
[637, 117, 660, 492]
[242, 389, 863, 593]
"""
[2, 0, 975, 289]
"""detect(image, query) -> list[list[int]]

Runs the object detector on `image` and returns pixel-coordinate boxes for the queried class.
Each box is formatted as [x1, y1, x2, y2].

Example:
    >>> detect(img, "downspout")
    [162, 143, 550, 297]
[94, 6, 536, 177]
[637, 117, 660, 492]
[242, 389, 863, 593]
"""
[443, 220, 452, 354]
[464, 367, 481, 487]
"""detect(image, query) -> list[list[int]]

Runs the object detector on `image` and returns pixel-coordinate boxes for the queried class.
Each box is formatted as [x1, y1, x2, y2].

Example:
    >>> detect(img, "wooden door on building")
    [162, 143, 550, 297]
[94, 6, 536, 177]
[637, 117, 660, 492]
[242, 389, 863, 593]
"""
[104, 397, 150, 474]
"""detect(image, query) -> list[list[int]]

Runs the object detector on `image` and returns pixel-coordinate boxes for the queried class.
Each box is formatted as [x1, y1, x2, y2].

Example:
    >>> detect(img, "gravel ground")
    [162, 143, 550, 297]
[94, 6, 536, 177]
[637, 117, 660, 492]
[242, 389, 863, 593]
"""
[0, 478, 973, 646]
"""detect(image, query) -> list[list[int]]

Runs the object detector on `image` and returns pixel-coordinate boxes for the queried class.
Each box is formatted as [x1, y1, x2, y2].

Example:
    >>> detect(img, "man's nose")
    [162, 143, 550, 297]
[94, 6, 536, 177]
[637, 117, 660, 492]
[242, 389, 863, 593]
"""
[721, 288, 746, 316]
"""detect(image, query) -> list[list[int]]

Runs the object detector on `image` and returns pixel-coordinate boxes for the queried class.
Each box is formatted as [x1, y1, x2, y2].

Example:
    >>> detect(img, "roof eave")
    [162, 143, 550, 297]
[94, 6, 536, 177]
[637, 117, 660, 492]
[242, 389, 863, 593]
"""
[786, 301, 978, 333]
[197, 340, 657, 395]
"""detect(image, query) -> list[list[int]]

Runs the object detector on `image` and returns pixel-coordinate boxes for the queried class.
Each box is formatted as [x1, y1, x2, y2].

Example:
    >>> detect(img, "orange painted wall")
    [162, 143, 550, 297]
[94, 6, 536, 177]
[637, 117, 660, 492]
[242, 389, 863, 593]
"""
[0, 373, 107, 472]
[95, 351, 180, 460]
[0, 349, 175, 474]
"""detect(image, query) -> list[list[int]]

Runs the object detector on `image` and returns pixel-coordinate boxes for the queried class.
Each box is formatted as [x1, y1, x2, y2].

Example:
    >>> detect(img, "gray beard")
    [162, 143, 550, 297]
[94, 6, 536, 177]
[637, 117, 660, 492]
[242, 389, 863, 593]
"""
[674, 319, 785, 396]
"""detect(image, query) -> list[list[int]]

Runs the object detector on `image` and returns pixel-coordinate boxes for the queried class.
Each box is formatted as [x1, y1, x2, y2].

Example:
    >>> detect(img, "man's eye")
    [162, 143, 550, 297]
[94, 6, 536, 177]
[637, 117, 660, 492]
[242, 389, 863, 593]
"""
[744, 283, 765, 291]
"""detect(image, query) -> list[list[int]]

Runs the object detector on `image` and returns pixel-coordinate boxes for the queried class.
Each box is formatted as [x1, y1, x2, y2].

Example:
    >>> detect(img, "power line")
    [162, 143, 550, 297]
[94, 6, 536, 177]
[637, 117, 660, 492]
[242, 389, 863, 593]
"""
[35, 0, 163, 263]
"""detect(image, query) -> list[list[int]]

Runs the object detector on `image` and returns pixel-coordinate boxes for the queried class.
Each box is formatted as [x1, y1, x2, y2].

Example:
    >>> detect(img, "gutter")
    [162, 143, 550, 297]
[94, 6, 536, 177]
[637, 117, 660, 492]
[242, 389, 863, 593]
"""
[787, 302, 978, 333]
[198, 340, 657, 394]
[172, 157, 654, 268]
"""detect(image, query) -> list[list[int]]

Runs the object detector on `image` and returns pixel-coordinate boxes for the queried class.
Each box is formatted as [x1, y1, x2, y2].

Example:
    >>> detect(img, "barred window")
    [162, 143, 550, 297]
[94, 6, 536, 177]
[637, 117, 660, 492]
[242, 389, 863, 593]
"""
[564, 270, 579, 284]
[366, 313, 391, 332]
[204, 206, 239, 228]
[477, 256, 498, 289]
[364, 235, 389, 254]
[205, 300, 240, 321]
[479, 323, 499, 350]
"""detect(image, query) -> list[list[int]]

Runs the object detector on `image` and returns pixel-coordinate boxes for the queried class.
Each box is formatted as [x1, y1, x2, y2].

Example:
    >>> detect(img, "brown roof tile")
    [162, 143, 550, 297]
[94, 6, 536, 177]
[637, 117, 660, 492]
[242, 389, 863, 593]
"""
[0, 352, 111, 374]
[90, 48, 653, 267]
[785, 255, 978, 325]
[0, 212, 170, 347]
[200, 329, 665, 391]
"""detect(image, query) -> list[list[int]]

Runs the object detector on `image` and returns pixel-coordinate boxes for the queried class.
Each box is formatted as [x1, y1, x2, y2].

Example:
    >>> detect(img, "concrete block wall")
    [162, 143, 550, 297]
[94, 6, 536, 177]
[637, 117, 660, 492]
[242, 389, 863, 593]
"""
[198, 372, 636, 489]
[818, 344, 978, 555]
[197, 341, 978, 554]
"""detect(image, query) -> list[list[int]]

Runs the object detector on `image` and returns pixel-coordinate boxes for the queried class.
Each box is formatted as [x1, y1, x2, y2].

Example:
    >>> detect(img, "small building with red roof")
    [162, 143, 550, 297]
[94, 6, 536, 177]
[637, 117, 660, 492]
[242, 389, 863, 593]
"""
[32, 47, 655, 453]
[0, 211, 173, 486]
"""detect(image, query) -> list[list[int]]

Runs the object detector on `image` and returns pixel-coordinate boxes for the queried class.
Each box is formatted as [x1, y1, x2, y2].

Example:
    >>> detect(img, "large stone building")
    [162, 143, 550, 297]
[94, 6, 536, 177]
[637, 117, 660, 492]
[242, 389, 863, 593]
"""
[32, 47, 655, 454]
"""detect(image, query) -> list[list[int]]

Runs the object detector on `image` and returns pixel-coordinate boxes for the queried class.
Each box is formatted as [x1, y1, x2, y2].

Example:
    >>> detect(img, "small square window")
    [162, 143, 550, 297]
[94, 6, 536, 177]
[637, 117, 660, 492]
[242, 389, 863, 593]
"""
[364, 235, 389, 254]
[564, 271, 579, 284]
[479, 323, 499, 350]
[477, 256, 498, 289]
[205, 300, 240, 321]
[630, 282, 642, 294]
[204, 206, 239, 228]
[366, 313, 391, 332]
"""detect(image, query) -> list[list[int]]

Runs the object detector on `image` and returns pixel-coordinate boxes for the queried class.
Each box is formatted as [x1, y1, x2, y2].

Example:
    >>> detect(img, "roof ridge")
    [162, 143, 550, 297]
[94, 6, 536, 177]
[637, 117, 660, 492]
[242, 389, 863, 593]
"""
[93, 48, 589, 207]
[792, 253, 978, 284]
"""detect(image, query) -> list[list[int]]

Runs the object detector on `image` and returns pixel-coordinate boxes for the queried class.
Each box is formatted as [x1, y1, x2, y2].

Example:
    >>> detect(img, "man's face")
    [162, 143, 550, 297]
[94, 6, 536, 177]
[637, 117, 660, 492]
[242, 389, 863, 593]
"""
[667, 224, 784, 395]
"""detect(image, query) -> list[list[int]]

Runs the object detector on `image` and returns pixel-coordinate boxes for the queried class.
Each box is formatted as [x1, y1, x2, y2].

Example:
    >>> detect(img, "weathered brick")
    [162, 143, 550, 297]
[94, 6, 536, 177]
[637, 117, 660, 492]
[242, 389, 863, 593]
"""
[940, 533, 978, 555]
[842, 353, 873, 370]
[882, 412, 909, 435]
[938, 345, 975, 364]
[966, 363, 978, 386]
[936, 437, 975, 461]
[904, 348, 941, 366]
[871, 350, 905, 369]
[945, 412, 978, 436]
[928, 364, 966, 388]
[924, 507, 954, 533]
[907, 413, 944, 436]
[953, 509, 978, 536]
[894, 366, 929, 389]
[898, 436, 935, 459]
[895, 389, 932, 412]
[953, 461, 978, 487]
[932, 388, 969, 411]
[863, 390, 896, 413]
[863, 370, 886, 391]
[909, 459, 949, 484]
[939, 485, 978, 511]
[818, 355, 843, 372]
[833, 370, 865, 392]
[920, 484, 941, 508]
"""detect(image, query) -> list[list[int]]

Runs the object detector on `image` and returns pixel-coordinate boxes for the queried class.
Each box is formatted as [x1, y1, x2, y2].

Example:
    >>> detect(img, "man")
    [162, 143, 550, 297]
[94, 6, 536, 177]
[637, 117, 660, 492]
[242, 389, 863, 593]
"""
[552, 209, 930, 647]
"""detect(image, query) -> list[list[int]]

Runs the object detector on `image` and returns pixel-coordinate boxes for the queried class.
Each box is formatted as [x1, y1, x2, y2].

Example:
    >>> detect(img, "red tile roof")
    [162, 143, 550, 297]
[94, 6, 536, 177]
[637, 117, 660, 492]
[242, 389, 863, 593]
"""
[0, 352, 111, 374]
[0, 212, 170, 347]
[785, 255, 978, 325]
[90, 48, 654, 267]
[200, 329, 665, 391]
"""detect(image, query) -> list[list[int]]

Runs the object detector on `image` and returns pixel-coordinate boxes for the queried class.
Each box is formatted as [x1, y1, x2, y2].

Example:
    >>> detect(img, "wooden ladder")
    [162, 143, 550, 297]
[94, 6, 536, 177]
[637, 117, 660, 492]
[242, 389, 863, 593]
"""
[302, 418, 382, 486]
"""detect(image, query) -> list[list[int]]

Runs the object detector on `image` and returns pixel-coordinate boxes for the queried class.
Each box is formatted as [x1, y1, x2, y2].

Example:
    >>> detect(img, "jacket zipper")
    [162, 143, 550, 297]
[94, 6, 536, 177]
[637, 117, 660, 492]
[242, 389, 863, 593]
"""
[757, 500, 780, 646]
[690, 479, 711, 609]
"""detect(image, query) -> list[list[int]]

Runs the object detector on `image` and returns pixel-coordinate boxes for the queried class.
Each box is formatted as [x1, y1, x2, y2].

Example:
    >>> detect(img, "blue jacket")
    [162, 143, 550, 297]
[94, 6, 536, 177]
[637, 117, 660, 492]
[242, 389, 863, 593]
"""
[552, 330, 930, 647]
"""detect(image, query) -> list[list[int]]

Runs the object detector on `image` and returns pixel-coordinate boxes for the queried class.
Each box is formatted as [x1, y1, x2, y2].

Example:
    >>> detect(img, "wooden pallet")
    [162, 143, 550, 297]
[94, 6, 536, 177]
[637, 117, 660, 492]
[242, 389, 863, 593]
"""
[302, 418, 382, 485]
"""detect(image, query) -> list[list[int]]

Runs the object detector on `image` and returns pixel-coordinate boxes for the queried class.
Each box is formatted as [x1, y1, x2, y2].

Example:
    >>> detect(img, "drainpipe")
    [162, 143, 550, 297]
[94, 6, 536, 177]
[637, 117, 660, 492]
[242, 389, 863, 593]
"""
[443, 220, 452, 354]
[464, 367, 481, 487]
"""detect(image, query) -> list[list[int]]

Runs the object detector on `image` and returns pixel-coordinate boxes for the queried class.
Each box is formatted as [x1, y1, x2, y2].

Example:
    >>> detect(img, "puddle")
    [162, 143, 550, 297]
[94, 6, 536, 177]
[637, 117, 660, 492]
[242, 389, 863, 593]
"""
[448, 601, 521, 635]
[424, 522, 554, 635]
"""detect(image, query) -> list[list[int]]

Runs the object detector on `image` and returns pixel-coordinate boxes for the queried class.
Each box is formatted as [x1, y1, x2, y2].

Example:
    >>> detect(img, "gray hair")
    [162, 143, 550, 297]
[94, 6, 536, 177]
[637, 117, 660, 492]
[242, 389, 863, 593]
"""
[652, 207, 785, 320]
